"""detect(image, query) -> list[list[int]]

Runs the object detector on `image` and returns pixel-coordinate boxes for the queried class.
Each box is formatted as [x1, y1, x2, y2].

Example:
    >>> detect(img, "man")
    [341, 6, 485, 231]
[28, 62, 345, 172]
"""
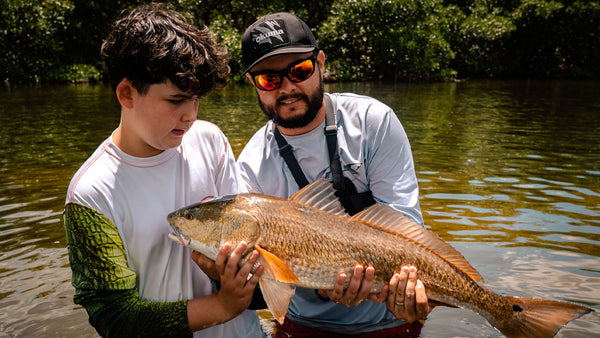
[237, 12, 432, 336]
[63, 4, 264, 337]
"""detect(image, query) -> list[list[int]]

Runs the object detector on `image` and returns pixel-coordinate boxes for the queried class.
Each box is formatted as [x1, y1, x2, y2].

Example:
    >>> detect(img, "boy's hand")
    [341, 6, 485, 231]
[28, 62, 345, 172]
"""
[186, 242, 263, 330]
[192, 250, 219, 281]
[215, 242, 263, 318]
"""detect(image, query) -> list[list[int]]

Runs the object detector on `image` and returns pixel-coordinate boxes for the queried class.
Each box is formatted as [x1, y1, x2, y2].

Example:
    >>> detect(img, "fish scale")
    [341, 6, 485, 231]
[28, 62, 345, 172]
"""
[254, 200, 394, 288]
[167, 178, 592, 337]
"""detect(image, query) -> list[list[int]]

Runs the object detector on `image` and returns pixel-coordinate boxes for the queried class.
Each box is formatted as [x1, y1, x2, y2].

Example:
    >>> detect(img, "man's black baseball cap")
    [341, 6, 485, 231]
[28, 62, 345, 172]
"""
[241, 12, 318, 74]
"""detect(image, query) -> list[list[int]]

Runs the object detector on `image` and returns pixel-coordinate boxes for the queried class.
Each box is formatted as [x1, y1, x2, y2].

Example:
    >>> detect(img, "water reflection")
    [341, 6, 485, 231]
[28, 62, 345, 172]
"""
[0, 80, 598, 337]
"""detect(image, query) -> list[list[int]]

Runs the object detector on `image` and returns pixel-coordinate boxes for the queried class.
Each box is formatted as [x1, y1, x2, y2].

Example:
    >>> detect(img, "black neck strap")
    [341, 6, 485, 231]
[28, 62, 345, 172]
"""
[273, 96, 375, 215]
[273, 96, 336, 189]
[273, 124, 309, 188]
[323, 96, 345, 193]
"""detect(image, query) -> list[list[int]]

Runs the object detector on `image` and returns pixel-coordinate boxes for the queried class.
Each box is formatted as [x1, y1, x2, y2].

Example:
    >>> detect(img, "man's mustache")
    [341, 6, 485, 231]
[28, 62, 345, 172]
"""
[277, 94, 307, 105]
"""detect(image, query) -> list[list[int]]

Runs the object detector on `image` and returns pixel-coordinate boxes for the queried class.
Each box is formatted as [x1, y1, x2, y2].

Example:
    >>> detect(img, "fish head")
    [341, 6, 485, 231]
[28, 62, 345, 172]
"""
[167, 194, 260, 260]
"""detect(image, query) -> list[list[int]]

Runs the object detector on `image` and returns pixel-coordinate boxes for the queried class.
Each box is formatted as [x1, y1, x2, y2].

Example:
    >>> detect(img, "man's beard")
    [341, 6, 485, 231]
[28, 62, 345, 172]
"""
[258, 79, 324, 129]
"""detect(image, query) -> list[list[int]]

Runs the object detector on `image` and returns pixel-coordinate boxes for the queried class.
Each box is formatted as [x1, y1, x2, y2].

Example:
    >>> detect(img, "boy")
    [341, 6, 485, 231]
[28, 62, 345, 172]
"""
[63, 4, 263, 337]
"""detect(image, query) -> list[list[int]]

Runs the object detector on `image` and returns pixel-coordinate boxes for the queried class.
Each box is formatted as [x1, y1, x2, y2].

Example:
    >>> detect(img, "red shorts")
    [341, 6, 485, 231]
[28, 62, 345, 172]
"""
[273, 317, 424, 337]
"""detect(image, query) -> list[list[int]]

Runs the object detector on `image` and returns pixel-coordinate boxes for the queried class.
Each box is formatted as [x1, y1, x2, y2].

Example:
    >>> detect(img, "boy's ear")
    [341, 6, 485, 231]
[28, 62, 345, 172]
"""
[116, 80, 135, 109]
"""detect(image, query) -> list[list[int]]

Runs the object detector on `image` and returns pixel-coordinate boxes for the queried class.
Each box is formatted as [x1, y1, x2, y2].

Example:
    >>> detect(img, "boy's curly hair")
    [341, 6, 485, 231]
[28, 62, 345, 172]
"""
[101, 3, 229, 97]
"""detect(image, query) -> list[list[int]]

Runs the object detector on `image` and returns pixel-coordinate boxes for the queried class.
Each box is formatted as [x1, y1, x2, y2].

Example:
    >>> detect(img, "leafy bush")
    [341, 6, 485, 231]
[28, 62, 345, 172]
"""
[48, 64, 102, 83]
[319, 0, 456, 81]
[209, 15, 244, 83]
[452, 5, 515, 78]
[561, 1, 600, 78]
[0, 0, 598, 84]
[508, 0, 600, 78]
[0, 0, 74, 83]
[449, 0, 600, 79]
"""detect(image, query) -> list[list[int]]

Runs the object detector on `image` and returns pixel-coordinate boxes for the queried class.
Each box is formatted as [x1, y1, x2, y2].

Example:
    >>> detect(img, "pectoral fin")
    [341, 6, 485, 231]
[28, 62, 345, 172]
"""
[258, 278, 296, 324]
[255, 245, 299, 283]
[254, 245, 299, 324]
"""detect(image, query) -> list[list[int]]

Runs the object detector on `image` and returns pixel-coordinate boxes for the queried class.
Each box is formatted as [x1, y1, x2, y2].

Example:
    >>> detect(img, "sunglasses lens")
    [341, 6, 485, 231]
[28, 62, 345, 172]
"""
[254, 74, 282, 91]
[289, 59, 314, 82]
[252, 52, 317, 91]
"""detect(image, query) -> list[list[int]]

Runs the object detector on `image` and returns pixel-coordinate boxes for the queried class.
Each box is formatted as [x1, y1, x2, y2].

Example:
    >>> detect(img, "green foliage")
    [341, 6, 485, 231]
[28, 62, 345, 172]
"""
[48, 64, 102, 83]
[194, 0, 335, 80]
[508, 0, 600, 78]
[509, 0, 565, 77]
[452, 4, 516, 77]
[60, 0, 145, 67]
[208, 16, 244, 83]
[0, 0, 598, 84]
[320, 0, 456, 81]
[562, 1, 600, 78]
[0, 0, 74, 83]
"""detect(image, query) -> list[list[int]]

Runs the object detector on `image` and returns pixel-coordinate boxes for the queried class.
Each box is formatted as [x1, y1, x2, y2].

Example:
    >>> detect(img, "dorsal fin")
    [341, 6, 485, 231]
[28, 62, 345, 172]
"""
[353, 204, 484, 282]
[290, 178, 348, 216]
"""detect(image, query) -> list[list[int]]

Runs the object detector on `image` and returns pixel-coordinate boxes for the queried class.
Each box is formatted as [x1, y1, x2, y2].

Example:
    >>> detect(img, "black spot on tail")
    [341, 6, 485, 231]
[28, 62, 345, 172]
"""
[513, 304, 524, 312]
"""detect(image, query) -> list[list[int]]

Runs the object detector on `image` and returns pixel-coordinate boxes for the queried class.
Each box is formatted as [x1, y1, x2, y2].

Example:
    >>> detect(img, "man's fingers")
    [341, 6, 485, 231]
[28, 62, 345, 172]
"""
[389, 266, 409, 308]
[415, 279, 429, 319]
[340, 265, 363, 304]
[387, 273, 400, 309]
[403, 266, 417, 311]
[321, 272, 347, 300]
[368, 283, 388, 303]
[356, 266, 375, 301]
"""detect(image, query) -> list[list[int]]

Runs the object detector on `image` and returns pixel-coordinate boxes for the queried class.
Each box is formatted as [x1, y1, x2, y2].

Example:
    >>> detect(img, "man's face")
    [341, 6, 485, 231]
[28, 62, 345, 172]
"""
[248, 51, 325, 129]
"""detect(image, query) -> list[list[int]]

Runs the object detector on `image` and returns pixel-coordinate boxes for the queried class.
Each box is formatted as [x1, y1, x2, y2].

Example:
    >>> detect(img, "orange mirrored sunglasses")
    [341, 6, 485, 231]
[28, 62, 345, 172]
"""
[250, 50, 319, 91]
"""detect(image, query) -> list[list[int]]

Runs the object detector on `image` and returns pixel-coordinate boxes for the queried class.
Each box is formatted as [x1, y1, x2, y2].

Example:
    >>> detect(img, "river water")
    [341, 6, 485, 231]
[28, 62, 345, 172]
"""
[0, 80, 598, 337]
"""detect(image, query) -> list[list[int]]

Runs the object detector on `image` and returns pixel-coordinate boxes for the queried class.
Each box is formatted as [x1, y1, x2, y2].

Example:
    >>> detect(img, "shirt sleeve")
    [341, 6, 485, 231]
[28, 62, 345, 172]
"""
[362, 104, 424, 225]
[63, 202, 191, 337]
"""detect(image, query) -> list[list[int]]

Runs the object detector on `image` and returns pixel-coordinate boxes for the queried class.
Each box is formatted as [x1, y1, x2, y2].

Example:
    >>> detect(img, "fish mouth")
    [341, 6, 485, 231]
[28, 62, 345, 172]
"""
[168, 227, 191, 247]
[167, 213, 192, 247]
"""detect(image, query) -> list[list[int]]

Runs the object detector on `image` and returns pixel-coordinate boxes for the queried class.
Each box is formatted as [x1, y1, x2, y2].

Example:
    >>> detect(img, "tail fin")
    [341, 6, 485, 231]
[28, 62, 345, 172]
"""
[496, 296, 592, 338]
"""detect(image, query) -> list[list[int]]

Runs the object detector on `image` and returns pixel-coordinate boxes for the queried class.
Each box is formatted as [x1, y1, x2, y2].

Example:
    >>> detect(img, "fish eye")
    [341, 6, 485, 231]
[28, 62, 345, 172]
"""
[184, 214, 193, 221]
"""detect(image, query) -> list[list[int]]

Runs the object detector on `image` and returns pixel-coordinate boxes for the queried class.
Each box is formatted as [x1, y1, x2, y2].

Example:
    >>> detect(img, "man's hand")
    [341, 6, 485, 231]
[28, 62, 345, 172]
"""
[319, 264, 433, 324]
[386, 266, 432, 323]
[319, 264, 387, 306]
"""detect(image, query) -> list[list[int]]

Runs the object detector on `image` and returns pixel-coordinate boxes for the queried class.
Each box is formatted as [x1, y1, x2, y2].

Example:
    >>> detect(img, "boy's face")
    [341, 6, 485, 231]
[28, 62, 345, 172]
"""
[117, 80, 198, 157]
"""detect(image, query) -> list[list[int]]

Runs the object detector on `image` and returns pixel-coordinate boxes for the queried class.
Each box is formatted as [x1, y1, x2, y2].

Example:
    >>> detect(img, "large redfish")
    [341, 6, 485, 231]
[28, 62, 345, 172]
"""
[167, 178, 591, 337]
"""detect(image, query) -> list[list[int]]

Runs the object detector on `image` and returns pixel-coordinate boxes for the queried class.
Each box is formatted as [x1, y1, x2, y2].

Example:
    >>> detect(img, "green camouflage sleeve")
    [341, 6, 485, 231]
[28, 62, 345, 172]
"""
[64, 202, 191, 337]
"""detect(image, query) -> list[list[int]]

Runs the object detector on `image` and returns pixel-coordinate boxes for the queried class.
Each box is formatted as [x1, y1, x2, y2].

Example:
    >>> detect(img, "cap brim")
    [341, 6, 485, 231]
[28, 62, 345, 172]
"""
[243, 46, 317, 75]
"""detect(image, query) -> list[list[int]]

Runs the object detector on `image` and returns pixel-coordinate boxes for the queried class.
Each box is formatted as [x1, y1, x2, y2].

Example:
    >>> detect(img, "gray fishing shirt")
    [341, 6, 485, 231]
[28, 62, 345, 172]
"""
[237, 92, 423, 333]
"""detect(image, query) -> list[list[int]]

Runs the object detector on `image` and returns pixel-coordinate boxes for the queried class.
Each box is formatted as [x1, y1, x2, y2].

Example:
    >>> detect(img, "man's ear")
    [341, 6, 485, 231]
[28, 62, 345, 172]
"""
[246, 73, 256, 88]
[317, 50, 325, 75]
[245, 73, 255, 88]
[116, 80, 135, 109]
